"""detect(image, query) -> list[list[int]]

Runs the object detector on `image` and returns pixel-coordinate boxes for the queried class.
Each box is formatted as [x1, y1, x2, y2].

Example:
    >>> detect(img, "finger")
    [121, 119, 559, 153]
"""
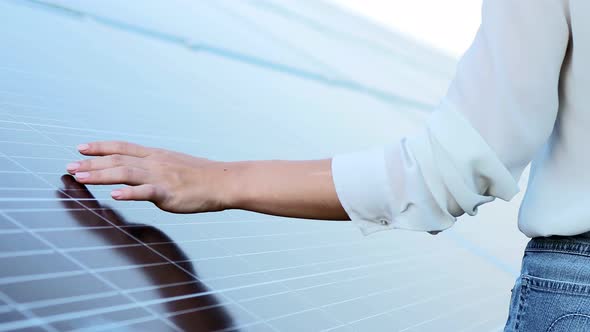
[77, 141, 152, 157]
[74, 166, 149, 185]
[111, 184, 166, 202]
[66, 154, 146, 174]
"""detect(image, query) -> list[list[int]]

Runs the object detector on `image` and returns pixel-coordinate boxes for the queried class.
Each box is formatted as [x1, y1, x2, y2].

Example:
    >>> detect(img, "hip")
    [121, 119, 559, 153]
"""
[504, 234, 590, 331]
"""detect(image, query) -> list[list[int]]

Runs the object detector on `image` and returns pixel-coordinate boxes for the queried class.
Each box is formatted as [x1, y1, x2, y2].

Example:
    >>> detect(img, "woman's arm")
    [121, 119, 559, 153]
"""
[67, 141, 350, 221]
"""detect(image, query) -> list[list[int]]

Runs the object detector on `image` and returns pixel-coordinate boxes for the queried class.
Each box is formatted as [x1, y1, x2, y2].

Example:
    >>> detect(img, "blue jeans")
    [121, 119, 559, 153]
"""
[504, 235, 590, 331]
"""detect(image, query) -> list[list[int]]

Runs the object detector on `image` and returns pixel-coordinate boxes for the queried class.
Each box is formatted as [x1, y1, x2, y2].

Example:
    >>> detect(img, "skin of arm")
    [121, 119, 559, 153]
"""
[66, 141, 351, 221]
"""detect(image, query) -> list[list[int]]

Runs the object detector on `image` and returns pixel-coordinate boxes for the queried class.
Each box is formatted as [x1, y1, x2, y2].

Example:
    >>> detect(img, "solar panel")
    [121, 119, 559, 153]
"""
[0, 0, 529, 331]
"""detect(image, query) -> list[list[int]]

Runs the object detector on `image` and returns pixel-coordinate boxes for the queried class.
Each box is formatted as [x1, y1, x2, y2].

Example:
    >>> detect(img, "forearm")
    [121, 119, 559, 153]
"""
[69, 141, 351, 220]
[221, 158, 351, 221]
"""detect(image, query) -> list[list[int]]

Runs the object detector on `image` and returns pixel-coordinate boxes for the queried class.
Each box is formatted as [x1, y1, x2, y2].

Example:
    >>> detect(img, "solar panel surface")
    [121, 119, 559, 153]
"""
[0, 0, 530, 331]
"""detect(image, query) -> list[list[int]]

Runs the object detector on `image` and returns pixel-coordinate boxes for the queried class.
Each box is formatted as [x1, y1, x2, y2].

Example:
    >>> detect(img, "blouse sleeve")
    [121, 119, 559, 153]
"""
[330, 0, 571, 236]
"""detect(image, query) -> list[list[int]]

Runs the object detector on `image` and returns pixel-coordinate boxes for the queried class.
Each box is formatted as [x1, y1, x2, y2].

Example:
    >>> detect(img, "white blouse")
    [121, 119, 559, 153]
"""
[331, 0, 585, 238]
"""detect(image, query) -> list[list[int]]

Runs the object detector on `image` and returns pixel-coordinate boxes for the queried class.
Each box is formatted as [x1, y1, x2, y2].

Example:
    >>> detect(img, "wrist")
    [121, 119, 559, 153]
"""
[215, 160, 250, 211]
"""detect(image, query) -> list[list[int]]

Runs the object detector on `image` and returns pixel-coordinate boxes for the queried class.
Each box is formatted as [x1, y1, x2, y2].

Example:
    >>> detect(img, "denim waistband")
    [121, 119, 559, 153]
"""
[526, 233, 590, 257]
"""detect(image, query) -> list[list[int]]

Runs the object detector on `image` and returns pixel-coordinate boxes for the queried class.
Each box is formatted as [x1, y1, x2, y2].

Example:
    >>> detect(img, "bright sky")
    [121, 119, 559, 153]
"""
[328, 0, 483, 57]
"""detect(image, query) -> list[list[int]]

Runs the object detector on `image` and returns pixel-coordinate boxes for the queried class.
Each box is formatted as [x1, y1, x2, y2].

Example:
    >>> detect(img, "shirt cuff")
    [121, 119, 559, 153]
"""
[331, 146, 396, 236]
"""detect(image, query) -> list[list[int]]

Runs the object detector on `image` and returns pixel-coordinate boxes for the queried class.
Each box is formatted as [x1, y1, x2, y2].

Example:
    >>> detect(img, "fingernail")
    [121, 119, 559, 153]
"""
[77, 144, 90, 151]
[66, 162, 80, 171]
[75, 172, 90, 179]
[111, 190, 122, 198]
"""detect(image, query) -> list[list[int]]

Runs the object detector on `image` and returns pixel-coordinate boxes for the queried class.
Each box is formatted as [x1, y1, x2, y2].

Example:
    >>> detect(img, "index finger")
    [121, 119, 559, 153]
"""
[77, 141, 152, 157]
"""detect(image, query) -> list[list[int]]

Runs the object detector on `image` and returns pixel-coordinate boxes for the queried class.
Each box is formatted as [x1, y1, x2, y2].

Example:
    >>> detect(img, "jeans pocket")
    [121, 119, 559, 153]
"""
[510, 275, 590, 332]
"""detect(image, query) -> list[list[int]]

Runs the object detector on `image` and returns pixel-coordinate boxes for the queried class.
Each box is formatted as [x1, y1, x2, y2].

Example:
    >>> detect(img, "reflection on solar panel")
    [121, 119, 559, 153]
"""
[0, 0, 529, 331]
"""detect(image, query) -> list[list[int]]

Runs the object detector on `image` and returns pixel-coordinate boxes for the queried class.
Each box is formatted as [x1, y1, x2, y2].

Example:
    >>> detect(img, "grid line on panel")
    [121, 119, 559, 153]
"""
[0, 187, 116, 192]
[320, 283, 481, 332]
[3, 155, 73, 162]
[0, 206, 150, 212]
[0, 140, 70, 149]
[0, 114, 66, 126]
[94, 297, 253, 332]
[82, 296, 252, 332]
[0, 127, 33, 134]
[28, 121, 199, 144]
[0, 211, 183, 331]
[0, 218, 300, 234]
[2, 122, 275, 331]
[58, 229, 353, 253]
[69, 315, 159, 332]
[0, 270, 89, 286]
[235, 254, 451, 304]
[2, 245, 453, 329]
[0, 101, 55, 112]
[456, 316, 502, 332]
[0, 219, 269, 234]
[220, 273, 457, 332]
[0, 105, 71, 123]
[0, 171, 62, 176]
[0, 66, 245, 135]
[216, 261, 458, 331]
[0, 227, 353, 251]
[0, 153, 187, 330]
[163, 249, 450, 285]
[0, 99, 67, 116]
[111, 300, 268, 332]
[0, 66, 249, 129]
[0, 171, 35, 176]
[1, 231, 458, 330]
[0, 72, 407, 167]
[0, 236, 389, 285]
[16, 291, 121, 312]
[34, 130, 121, 143]
[0, 248, 55, 258]
[6, 101, 256, 163]
[397, 293, 505, 332]
[6, 0, 436, 110]
[205, 221, 348, 329]
[0, 118, 203, 144]
[0, 197, 97, 201]
[2, 242, 442, 313]
[0, 291, 57, 332]
[0, 296, 155, 332]
[0, 229, 27, 236]
[0, 249, 454, 331]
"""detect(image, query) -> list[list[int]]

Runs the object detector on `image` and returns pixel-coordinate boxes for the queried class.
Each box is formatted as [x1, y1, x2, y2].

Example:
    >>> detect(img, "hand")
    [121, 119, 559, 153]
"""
[66, 141, 232, 214]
